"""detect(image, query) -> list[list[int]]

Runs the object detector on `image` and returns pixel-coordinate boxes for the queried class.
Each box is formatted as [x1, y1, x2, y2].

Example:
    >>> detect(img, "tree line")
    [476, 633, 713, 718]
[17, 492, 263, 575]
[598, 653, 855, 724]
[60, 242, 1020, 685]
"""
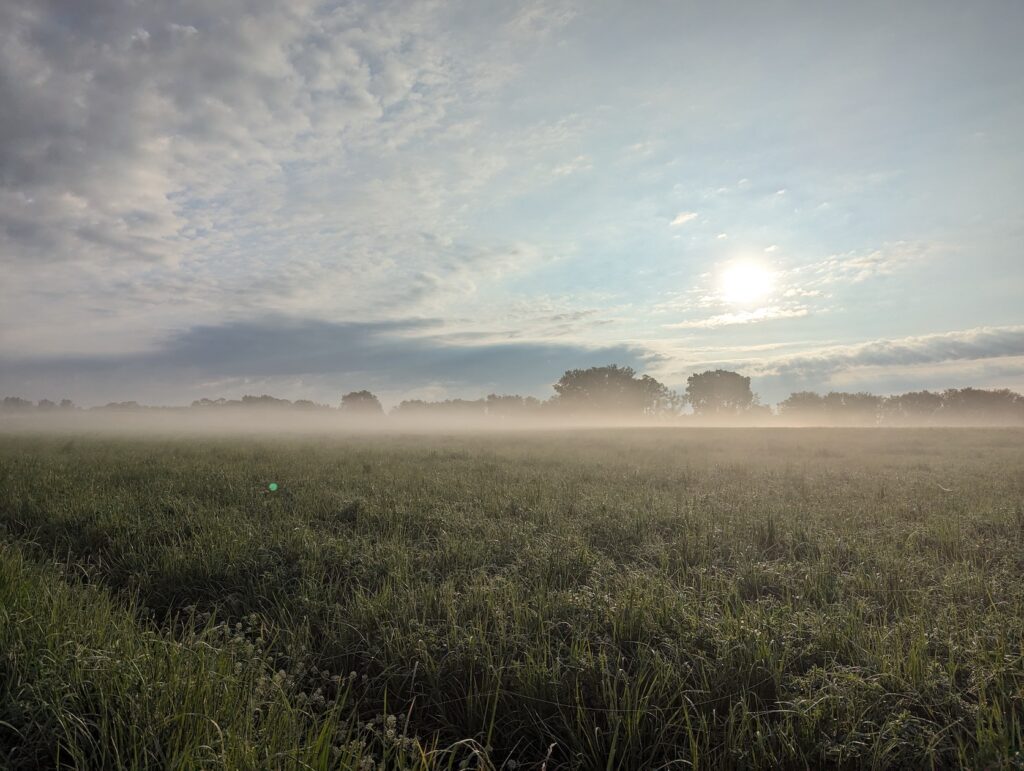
[3, 365, 1024, 424]
[778, 387, 1024, 425]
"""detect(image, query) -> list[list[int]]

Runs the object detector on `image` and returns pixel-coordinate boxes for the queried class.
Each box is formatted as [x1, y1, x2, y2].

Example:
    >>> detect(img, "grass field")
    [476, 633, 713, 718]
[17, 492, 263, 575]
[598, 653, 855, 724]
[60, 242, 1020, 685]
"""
[1, 429, 1023, 769]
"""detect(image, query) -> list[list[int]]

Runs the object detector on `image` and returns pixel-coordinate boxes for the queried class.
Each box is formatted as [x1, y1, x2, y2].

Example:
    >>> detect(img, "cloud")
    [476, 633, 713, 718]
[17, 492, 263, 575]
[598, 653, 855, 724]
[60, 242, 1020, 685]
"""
[652, 326, 1024, 404]
[665, 306, 809, 329]
[551, 155, 592, 176]
[789, 241, 935, 288]
[670, 211, 698, 226]
[825, 356, 1024, 395]
[757, 325, 1024, 379]
[0, 316, 653, 405]
[0, 0, 583, 358]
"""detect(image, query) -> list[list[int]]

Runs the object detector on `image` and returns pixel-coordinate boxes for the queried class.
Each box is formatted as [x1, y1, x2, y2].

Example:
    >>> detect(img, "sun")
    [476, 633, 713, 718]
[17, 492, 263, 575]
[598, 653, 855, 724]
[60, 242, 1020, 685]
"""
[719, 260, 775, 305]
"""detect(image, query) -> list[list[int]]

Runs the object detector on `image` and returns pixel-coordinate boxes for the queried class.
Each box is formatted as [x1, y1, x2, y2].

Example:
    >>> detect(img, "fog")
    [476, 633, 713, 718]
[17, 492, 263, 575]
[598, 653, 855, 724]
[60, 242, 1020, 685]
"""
[0, 409, 689, 436]
[3, 406, 1022, 437]
[5, 368, 1024, 433]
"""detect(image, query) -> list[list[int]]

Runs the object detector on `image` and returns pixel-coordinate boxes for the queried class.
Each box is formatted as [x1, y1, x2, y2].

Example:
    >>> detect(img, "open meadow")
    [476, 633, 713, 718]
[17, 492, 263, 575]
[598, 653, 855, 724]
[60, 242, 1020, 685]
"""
[1, 428, 1023, 769]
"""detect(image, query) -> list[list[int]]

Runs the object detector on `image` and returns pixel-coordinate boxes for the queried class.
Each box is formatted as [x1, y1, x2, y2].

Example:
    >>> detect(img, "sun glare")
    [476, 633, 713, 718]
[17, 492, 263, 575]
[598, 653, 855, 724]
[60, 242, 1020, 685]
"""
[720, 260, 775, 304]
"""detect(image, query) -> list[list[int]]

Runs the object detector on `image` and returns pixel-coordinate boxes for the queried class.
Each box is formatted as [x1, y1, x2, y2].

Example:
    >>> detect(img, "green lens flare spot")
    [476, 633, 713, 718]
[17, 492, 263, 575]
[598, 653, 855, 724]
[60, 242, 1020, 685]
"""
[268, 482, 278, 492]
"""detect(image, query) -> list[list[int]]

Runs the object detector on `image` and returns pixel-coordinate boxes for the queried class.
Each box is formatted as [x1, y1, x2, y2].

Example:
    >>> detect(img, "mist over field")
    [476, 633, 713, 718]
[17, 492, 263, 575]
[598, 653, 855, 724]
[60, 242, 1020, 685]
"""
[6, 362, 1024, 433]
[3, 401, 1024, 435]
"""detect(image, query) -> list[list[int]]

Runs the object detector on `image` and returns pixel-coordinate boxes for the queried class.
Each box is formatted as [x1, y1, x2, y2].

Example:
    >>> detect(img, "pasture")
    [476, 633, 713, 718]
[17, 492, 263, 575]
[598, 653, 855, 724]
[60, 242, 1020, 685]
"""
[1, 429, 1022, 769]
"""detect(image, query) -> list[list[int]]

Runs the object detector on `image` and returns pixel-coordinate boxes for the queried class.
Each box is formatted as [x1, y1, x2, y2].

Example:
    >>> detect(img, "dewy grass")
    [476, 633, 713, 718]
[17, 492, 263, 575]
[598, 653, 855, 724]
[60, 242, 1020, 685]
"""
[1, 428, 1023, 768]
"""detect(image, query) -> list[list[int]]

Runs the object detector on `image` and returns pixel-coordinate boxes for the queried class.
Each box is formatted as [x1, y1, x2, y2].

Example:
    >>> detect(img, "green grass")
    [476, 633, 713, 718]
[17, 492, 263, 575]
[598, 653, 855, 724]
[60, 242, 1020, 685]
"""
[1, 428, 1023, 769]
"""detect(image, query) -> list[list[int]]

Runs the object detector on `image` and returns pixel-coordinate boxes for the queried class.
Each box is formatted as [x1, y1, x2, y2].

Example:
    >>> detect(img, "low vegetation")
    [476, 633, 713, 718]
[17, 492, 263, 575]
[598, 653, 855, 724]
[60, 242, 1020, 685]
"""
[1, 429, 1023, 768]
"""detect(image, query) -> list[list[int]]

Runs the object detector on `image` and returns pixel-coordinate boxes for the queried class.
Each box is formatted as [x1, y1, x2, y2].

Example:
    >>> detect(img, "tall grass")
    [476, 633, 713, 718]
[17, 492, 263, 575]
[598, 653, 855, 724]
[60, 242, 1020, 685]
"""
[1, 428, 1023, 768]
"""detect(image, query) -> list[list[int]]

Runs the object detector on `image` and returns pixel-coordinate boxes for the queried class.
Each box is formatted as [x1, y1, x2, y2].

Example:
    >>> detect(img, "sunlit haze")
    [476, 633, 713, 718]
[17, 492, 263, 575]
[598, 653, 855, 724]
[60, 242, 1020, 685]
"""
[720, 261, 775, 305]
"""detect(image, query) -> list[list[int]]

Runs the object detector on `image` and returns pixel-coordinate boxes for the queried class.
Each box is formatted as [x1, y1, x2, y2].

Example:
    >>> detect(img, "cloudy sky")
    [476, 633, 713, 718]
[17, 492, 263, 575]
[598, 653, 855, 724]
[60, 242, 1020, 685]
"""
[2, 0, 1023, 406]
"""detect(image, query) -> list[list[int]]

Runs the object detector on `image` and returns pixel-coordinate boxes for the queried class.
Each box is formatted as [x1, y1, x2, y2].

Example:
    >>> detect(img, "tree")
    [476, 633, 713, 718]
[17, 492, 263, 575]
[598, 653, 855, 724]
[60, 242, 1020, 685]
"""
[779, 391, 826, 418]
[685, 370, 754, 415]
[778, 390, 881, 424]
[1, 396, 33, 411]
[552, 365, 678, 416]
[940, 387, 1024, 424]
[821, 391, 881, 425]
[340, 390, 383, 415]
[293, 399, 328, 410]
[241, 394, 292, 408]
[882, 390, 944, 424]
[485, 394, 542, 417]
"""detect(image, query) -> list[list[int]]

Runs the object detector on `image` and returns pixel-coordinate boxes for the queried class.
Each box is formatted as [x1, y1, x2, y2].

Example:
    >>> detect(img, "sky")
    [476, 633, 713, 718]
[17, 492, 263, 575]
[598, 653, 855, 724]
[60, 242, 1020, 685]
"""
[2, 0, 1023, 407]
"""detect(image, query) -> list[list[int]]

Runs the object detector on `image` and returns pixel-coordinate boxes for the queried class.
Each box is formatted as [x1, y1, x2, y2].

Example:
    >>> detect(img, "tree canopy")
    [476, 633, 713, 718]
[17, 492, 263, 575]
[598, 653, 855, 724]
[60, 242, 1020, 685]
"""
[339, 390, 384, 415]
[780, 390, 881, 424]
[685, 370, 755, 415]
[552, 365, 678, 416]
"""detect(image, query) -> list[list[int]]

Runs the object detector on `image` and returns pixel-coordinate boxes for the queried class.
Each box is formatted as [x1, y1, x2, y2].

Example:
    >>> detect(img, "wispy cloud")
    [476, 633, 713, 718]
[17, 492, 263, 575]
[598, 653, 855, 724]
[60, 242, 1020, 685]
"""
[551, 155, 592, 177]
[757, 325, 1024, 378]
[787, 241, 937, 289]
[670, 211, 698, 227]
[665, 306, 809, 329]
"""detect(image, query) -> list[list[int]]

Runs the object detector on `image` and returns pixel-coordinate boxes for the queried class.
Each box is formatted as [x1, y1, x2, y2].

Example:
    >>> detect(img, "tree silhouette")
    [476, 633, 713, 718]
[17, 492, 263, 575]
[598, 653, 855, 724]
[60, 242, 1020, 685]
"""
[779, 391, 825, 417]
[940, 387, 1023, 423]
[822, 392, 880, 425]
[685, 370, 754, 415]
[485, 394, 542, 417]
[552, 365, 677, 415]
[340, 390, 384, 415]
